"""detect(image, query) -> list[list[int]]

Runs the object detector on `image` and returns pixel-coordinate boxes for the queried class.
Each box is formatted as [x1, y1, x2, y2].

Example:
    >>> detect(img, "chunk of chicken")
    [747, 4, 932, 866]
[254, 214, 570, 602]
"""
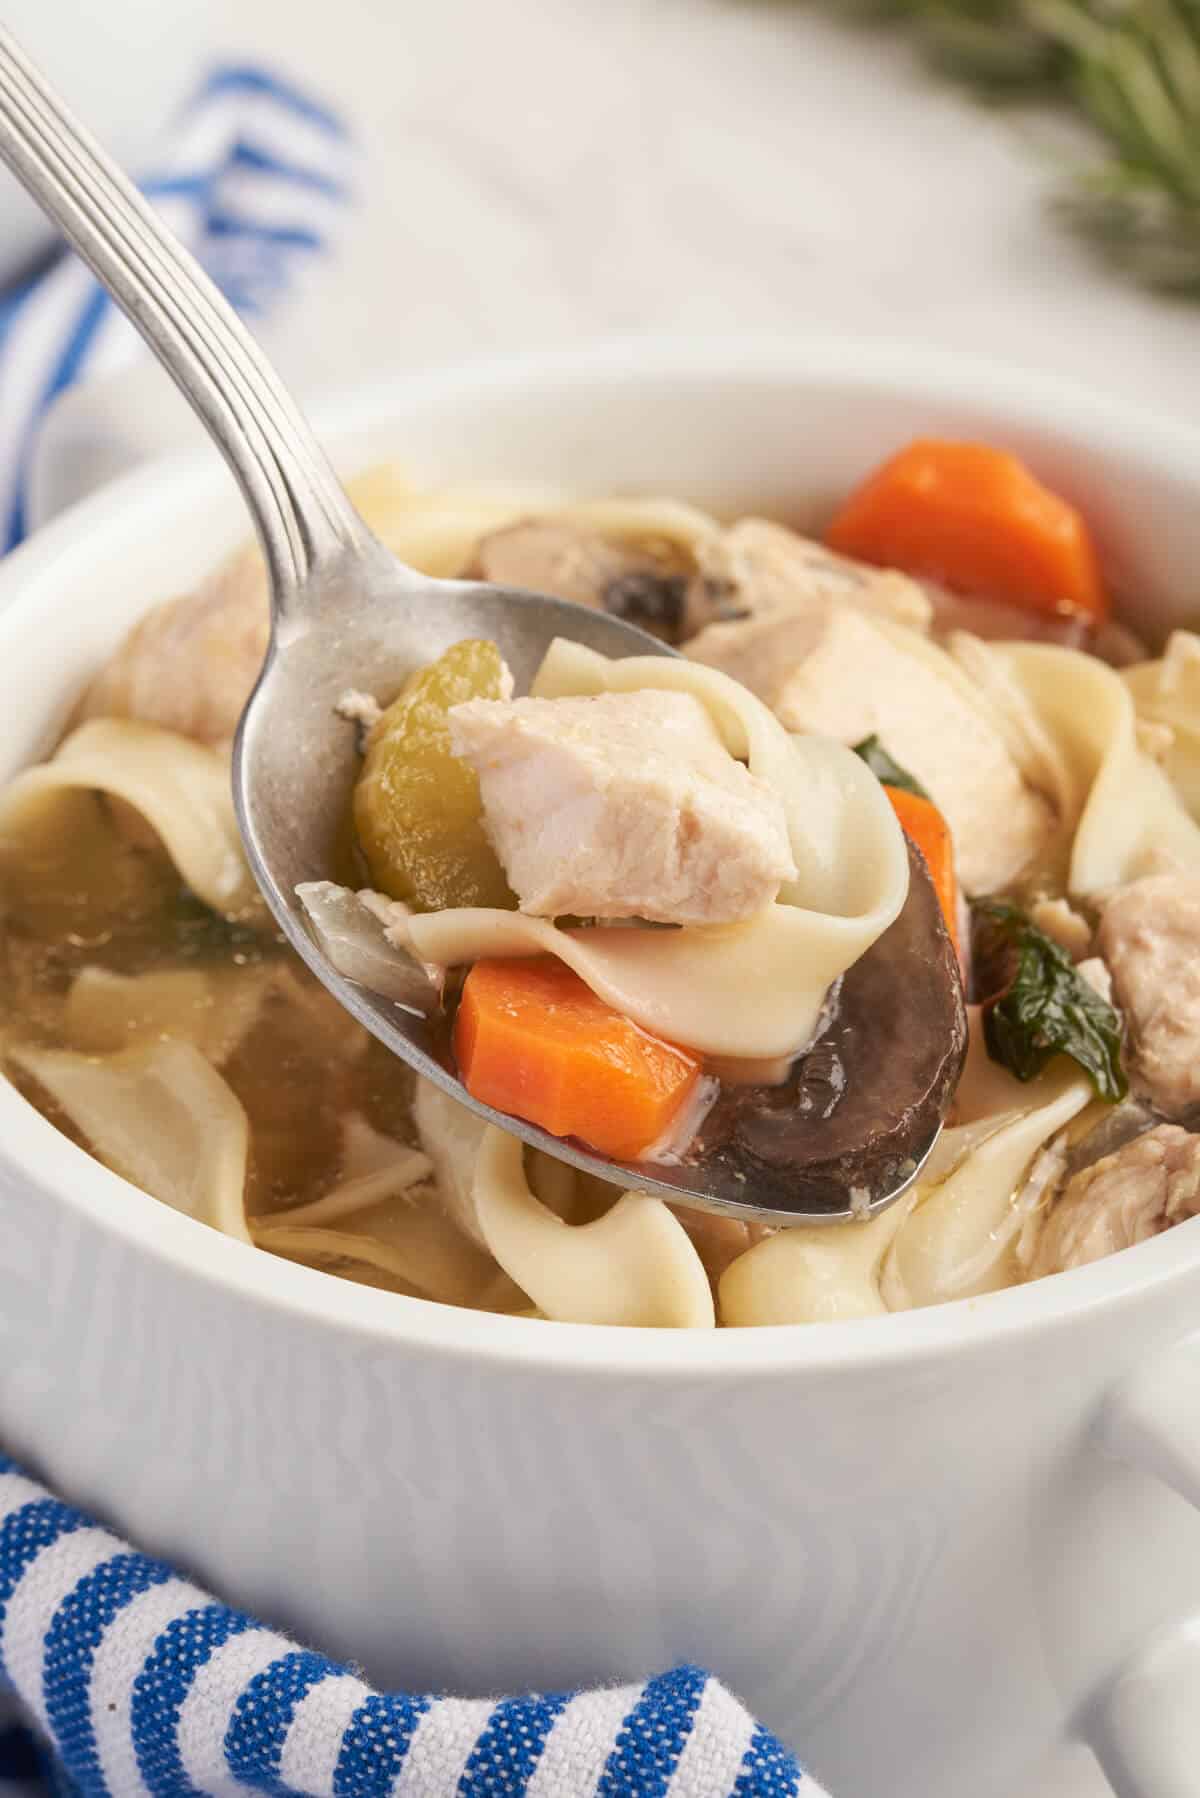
[475, 521, 689, 641]
[687, 605, 1053, 894]
[77, 542, 268, 747]
[686, 518, 932, 638]
[1022, 1125, 1200, 1278]
[448, 689, 795, 925]
[1098, 874, 1200, 1119]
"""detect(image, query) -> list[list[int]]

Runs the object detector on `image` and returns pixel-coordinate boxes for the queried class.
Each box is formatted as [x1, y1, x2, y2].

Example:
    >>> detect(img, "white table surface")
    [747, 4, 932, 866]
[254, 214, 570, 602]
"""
[181, 4, 1200, 1793]
[224, 0, 1200, 435]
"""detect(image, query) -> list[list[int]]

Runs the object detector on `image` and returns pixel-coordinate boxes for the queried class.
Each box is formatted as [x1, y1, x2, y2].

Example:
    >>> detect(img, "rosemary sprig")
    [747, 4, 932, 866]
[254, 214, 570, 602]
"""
[818, 1, 1200, 294]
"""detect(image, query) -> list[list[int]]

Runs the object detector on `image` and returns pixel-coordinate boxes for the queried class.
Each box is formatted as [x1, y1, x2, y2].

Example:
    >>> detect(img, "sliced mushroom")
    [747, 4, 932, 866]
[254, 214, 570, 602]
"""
[685, 839, 967, 1215]
[474, 520, 689, 641]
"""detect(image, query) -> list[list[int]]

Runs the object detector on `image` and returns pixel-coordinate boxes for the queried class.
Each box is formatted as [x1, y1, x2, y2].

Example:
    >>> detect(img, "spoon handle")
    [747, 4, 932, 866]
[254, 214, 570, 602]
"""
[0, 26, 371, 606]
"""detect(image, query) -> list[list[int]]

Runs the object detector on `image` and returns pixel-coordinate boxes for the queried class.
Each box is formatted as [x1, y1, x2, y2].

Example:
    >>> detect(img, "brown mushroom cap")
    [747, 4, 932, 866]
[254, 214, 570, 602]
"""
[676, 839, 968, 1217]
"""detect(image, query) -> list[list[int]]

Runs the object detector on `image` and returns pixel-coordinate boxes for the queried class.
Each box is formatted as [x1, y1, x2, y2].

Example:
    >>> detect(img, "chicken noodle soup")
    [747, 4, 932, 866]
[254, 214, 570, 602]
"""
[5, 448, 1200, 1328]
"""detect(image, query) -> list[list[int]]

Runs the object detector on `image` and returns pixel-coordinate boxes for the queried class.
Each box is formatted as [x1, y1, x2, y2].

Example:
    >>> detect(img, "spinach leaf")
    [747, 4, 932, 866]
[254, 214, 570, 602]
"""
[852, 736, 930, 802]
[971, 898, 1127, 1102]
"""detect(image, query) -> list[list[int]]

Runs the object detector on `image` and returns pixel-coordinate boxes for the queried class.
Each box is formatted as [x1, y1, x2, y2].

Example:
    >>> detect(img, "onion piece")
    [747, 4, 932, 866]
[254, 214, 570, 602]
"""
[296, 881, 441, 1012]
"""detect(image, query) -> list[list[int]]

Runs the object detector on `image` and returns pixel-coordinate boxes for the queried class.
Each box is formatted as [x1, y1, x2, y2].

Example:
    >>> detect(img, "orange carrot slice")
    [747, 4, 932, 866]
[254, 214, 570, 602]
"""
[455, 957, 702, 1160]
[826, 438, 1108, 623]
[885, 785, 959, 955]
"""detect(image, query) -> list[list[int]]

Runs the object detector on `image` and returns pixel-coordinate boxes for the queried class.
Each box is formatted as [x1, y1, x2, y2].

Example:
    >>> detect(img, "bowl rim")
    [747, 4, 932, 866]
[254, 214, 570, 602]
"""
[4, 329, 1200, 1381]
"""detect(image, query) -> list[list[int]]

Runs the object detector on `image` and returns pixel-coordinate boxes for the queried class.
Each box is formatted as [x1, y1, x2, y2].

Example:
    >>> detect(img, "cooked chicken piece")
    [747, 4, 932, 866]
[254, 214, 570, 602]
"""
[77, 541, 268, 747]
[1022, 1124, 1200, 1278]
[1030, 896, 1092, 961]
[1098, 874, 1200, 1119]
[448, 689, 795, 925]
[475, 520, 689, 641]
[685, 518, 932, 638]
[688, 605, 1053, 894]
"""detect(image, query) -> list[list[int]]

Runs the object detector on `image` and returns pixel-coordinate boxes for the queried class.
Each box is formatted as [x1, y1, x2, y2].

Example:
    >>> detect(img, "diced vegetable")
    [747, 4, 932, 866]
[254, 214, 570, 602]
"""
[884, 786, 959, 955]
[454, 956, 702, 1160]
[353, 640, 516, 911]
[826, 439, 1109, 623]
[853, 735, 930, 802]
[972, 898, 1127, 1102]
[851, 737, 956, 950]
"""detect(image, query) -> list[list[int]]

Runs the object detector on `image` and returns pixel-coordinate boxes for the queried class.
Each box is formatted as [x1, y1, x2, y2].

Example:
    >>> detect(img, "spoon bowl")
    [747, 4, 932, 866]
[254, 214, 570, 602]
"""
[0, 24, 965, 1222]
[235, 535, 963, 1223]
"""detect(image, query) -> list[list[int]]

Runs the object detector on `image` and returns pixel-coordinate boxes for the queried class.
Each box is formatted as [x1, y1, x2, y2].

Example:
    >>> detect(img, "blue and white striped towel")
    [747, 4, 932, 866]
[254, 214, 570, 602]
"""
[0, 1454, 827, 1798]
[0, 61, 353, 550]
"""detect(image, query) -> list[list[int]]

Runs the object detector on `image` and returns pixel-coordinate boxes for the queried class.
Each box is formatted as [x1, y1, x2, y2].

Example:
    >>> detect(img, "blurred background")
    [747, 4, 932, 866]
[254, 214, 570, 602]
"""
[5, 0, 1199, 468]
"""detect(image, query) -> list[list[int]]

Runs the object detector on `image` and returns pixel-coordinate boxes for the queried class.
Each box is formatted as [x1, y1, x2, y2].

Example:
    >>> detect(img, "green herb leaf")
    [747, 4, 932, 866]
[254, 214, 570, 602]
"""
[800, 0, 1200, 298]
[853, 735, 932, 800]
[972, 896, 1127, 1101]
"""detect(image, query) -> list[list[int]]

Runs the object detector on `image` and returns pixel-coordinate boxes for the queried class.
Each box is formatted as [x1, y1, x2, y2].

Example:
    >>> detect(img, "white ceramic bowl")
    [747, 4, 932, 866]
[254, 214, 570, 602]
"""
[3, 340, 1200, 1798]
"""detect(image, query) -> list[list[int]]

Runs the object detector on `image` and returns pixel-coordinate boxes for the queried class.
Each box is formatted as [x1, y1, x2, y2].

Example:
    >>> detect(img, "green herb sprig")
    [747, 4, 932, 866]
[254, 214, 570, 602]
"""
[817, 1, 1200, 295]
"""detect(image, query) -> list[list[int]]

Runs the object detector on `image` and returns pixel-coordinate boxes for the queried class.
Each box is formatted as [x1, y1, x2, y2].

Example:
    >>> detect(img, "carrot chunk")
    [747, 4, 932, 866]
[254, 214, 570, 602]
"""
[826, 439, 1108, 623]
[454, 957, 702, 1160]
[885, 786, 959, 956]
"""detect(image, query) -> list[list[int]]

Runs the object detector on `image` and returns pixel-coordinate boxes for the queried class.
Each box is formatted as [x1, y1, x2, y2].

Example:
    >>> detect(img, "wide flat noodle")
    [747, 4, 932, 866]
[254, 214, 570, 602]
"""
[406, 640, 909, 1059]
[275, 1115, 433, 1224]
[257, 1111, 518, 1311]
[1124, 631, 1200, 821]
[719, 1194, 916, 1326]
[472, 1128, 713, 1328]
[365, 483, 719, 581]
[64, 965, 275, 1063]
[884, 1067, 1092, 1309]
[255, 1191, 518, 1310]
[412, 1078, 491, 1244]
[0, 719, 258, 917]
[963, 643, 1200, 896]
[8, 1038, 252, 1243]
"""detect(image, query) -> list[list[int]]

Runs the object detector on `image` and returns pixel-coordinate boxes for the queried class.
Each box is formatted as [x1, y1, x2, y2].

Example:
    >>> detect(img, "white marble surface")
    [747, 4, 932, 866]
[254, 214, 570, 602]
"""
[221, 0, 1200, 430]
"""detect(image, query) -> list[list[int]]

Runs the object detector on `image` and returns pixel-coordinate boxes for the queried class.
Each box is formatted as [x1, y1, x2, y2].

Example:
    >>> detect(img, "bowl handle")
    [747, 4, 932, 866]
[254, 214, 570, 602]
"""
[1086, 1333, 1200, 1797]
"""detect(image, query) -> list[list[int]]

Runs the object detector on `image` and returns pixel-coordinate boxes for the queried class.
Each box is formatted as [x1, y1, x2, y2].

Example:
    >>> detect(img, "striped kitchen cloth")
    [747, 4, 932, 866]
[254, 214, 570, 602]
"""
[0, 1453, 828, 1798]
[0, 61, 353, 551]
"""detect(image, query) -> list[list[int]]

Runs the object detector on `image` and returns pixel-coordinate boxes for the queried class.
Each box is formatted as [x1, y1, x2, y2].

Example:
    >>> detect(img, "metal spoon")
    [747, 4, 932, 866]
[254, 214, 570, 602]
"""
[0, 28, 965, 1224]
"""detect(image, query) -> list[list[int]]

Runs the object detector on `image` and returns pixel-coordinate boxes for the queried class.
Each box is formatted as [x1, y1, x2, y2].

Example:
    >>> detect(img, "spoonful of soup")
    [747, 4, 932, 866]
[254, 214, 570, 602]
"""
[0, 28, 965, 1223]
